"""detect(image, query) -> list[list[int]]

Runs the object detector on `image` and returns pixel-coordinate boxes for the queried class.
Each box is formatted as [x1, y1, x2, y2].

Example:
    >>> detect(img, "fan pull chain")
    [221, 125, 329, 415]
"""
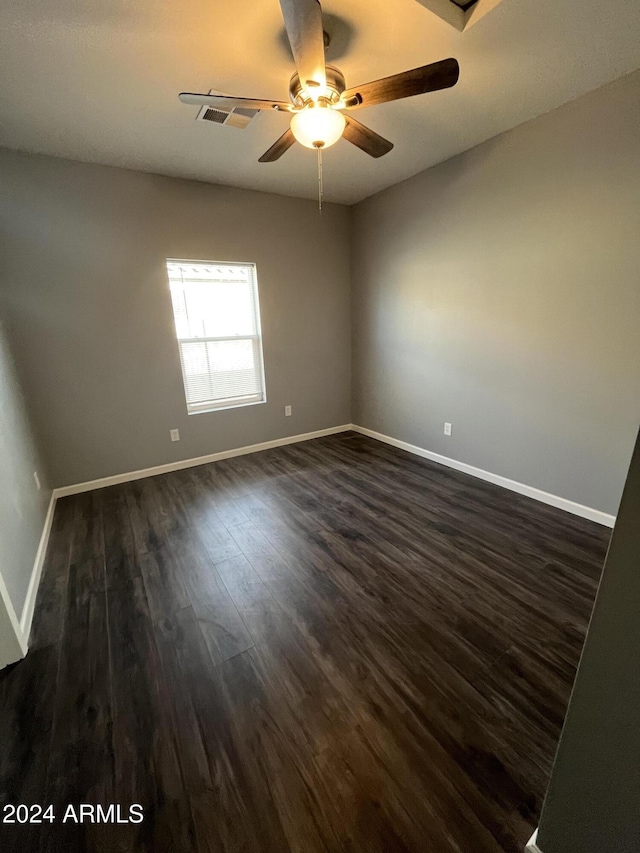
[317, 146, 323, 213]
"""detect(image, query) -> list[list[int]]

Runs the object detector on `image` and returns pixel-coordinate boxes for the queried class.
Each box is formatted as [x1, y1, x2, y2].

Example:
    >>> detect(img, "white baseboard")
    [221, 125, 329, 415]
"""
[0, 491, 56, 668]
[53, 424, 353, 498]
[352, 425, 616, 528]
[7, 423, 611, 668]
[0, 570, 27, 666]
[19, 491, 57, 641]
[52, 421, 617, 523]
[7, 424, 612, 668]
[4, 425, 353, 668]
[526, 828, 543, 852]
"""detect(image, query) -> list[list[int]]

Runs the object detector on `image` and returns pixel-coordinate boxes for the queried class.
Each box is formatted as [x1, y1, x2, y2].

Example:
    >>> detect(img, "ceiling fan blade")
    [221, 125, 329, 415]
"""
[279, 0, 326, 93]
[343, 116, 393, 158]
[341, 58, 459, 110]
[259, 128, 297, 163]
[179, 93, 293, 112]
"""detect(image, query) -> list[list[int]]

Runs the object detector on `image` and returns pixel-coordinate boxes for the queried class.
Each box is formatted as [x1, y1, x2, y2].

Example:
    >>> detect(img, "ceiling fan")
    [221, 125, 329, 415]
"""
[179, 0, 460, 162]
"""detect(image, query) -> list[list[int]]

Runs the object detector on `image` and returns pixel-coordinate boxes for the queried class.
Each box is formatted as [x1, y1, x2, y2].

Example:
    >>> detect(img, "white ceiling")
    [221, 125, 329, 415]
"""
[1, 0, 639, 205]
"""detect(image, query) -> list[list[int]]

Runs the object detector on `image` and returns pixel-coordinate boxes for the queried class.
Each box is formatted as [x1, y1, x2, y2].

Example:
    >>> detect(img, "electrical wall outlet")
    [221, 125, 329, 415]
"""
[33, 471, 41, 491]
[170, 429, 180, 442]
[444, 422, 452, 436]
[285, 405, 292, 417]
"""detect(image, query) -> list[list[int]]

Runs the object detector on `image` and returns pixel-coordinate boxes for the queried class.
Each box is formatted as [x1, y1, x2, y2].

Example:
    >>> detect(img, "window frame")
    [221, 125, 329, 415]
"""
[166, 258, 267, 416]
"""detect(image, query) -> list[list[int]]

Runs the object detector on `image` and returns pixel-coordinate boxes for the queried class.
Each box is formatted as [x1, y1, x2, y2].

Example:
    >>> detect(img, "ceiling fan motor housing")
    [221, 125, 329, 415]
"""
[179, 0, 459, 164]
[289, 64, 346, 108]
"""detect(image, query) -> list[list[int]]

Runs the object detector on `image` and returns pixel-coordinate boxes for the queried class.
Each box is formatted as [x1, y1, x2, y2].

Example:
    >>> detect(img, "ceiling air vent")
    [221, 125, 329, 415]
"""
[413, 0, 504, 32]
[196, 91, 259, 129]
[201, 108, 228, 124]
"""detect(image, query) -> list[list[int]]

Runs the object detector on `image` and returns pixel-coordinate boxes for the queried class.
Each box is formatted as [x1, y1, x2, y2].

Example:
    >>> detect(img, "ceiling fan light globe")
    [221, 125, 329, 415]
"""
[290, 107, 346, 150]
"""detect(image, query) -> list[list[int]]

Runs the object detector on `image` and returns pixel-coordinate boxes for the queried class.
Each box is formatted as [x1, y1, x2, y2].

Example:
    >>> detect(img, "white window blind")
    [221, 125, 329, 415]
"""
[166, 260, 266, 414]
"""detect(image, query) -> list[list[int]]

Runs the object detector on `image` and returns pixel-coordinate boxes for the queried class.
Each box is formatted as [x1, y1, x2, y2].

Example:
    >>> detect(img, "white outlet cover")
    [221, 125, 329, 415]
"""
[285, 405, 292, 417]
[444, 422, 452, 436]
[170, 429, 180, 442]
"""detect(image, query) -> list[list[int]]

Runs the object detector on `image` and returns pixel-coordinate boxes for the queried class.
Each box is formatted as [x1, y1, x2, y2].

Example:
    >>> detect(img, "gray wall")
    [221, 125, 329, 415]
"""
[0, 149, 351, 487]
[537, 425, 640, 853]
[0, 316, 51, 621]
[351, 70, 640, 516]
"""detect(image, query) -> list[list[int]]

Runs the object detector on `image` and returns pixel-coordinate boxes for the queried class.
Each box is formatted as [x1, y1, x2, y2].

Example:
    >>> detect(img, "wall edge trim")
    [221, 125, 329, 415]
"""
[19, 491, 57, 644]
[52, 424, 354, 498]
[0, 569, 27, 662]
[525, 828, 543, 852]
[352, 425, 616, 527]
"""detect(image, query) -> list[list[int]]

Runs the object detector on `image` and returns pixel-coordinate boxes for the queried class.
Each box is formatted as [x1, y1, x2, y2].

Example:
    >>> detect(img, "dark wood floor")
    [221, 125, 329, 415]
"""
[1, 432, 609, 852]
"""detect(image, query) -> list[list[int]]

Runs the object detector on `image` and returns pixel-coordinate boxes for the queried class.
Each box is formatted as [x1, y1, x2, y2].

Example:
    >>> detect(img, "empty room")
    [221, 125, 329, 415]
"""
[1, 1, 639, 851]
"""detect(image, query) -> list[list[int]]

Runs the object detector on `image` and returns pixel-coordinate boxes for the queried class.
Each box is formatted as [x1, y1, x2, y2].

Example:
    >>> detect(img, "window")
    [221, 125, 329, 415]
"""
[166, 259, 266, 414]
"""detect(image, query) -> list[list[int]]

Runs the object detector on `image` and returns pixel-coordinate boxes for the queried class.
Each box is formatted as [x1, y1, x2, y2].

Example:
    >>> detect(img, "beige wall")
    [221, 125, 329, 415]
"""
[0, 150, 352, 487]
[351, 70, 640, 516]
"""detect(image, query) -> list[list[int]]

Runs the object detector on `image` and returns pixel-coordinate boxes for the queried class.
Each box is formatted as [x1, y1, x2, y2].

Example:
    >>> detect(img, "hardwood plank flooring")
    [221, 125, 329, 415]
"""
[0, 432, 609, 852]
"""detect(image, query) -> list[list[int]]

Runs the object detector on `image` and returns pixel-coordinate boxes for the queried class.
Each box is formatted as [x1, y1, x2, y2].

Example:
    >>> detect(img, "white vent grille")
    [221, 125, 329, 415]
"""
[196, 90, 259, 129]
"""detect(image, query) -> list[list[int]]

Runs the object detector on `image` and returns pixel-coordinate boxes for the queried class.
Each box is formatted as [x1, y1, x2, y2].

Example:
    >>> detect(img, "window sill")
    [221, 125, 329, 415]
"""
[187, 399, 267, 416]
